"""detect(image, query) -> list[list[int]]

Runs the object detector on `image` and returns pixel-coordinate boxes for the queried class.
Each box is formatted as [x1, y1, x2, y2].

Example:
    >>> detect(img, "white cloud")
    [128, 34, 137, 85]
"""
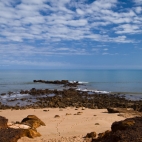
[114, 24, 141, 34]
[104, 48, 108, 51]
[134, 0, 142, 4]
[76, 9, 85, 15]
[0, 0, 141, 53]
[135, 6, 142, 13]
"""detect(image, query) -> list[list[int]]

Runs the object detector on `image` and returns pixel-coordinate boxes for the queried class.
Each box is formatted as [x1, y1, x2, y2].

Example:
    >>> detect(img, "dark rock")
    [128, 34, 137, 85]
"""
[54, 115, 60, 118]
[33, 79, 80, 87]
[0, 116, 8, 129]
[85, 131, 96, 138]
[111, 119, 135, 132]
[1, 93, 6, 96]
[97, 130, 111, 139]
[92, 117, 142, 142]
[107, 108, 120, 113]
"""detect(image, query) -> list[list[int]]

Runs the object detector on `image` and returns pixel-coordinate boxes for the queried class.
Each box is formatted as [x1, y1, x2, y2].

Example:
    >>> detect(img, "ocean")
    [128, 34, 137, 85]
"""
[0, 69, 142, 100]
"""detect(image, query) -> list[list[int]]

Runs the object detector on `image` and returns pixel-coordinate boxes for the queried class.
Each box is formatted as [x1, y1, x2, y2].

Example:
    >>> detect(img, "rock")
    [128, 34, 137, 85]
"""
[66, 113, 72, 115]
[1, 93, 6, 96]
[92, 117, 142, 142]
[95, 123, 99, 125]
[33, 80, 80, 87]
[76, 112, 83, 115]
[0, 116, 8, 129]
[107, 107, 134, 113]
[0, 128, 23, 142]
[54, 115, 60, 118]
[111, 119, 135, 132]
[0, 115, 43, 142]
[85, 131, 96, 138]
[22, 128, 41, 138]
[107, 108, 120, 113]
[21, 115, 46, 129]
[97, 130, 111, 138]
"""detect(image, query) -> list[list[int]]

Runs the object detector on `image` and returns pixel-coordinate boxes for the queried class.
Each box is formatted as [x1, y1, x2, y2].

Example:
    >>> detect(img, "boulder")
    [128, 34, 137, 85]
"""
[0, 115, 44, 142]
[111, 119, 135, 132]
[21, 115, 46, 129]
[107, 107, 134, 113]
[92, 117, 142, 142]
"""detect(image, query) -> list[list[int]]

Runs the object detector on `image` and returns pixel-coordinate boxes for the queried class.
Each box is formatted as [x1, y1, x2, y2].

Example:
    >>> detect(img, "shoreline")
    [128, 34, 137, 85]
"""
[0, 87, 142, 113]
[0, 107, 135, 142]
[0, 80, 142, 141]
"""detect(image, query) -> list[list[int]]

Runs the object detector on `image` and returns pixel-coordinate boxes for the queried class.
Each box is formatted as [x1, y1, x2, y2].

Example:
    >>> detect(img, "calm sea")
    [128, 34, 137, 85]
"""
[0, 69, 142, 100]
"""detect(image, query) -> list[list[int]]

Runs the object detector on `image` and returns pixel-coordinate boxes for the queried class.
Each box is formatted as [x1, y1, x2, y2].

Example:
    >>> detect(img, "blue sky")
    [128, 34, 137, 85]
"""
[0, 0, 142, 69]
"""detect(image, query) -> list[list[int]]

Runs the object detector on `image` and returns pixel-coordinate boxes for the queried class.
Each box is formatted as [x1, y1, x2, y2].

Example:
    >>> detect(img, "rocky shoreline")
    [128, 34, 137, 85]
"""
[0, 80, 142, 111]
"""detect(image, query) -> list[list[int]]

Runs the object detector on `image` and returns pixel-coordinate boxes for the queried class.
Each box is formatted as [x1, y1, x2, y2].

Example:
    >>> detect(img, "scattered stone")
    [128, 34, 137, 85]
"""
[82, 107, 85, 110]
[66, 113, 72, 115]
[95, 123, 99, 125]
[43, 110, 49, 112]
[54, 115, 60, 118]
[76, 112, 83, 115]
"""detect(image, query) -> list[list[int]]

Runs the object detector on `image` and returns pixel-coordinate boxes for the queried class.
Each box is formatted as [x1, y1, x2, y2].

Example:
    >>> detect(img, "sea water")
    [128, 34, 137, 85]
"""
[0, 69, 142, 100]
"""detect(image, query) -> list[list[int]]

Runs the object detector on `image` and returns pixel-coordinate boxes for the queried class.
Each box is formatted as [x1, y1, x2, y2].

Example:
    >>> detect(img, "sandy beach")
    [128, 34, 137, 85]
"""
[0, 107, 129, 142]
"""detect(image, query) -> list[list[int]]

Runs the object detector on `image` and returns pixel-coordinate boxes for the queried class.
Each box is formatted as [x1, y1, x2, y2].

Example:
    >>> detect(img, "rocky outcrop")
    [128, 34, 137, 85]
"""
[33, 80, 81, 87]
[92, 117, 142, 142]
[0, 115, 45, 142]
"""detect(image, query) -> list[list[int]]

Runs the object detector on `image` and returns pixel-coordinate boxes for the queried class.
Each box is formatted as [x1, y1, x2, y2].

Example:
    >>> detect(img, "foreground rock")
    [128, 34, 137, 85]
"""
[21, 115, 46, 129]
[0, 116, 8, 129]
[0, 115, 45, 142]
[92, 117, 142, 142]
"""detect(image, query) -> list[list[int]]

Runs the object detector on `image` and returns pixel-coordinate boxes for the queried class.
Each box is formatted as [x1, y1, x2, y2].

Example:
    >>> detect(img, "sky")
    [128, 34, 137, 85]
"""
[0, 0, 142, 69]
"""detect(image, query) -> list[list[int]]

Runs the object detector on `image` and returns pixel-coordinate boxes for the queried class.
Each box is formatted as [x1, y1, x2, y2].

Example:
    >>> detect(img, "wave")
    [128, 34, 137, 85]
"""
[69, 81, 89, 84]
[76, 88, 110, 94]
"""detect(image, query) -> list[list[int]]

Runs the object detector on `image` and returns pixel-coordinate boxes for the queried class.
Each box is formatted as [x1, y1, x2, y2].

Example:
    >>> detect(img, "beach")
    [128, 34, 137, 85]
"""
[0, 70, 142, 141]
[0, 107, 132, 142]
